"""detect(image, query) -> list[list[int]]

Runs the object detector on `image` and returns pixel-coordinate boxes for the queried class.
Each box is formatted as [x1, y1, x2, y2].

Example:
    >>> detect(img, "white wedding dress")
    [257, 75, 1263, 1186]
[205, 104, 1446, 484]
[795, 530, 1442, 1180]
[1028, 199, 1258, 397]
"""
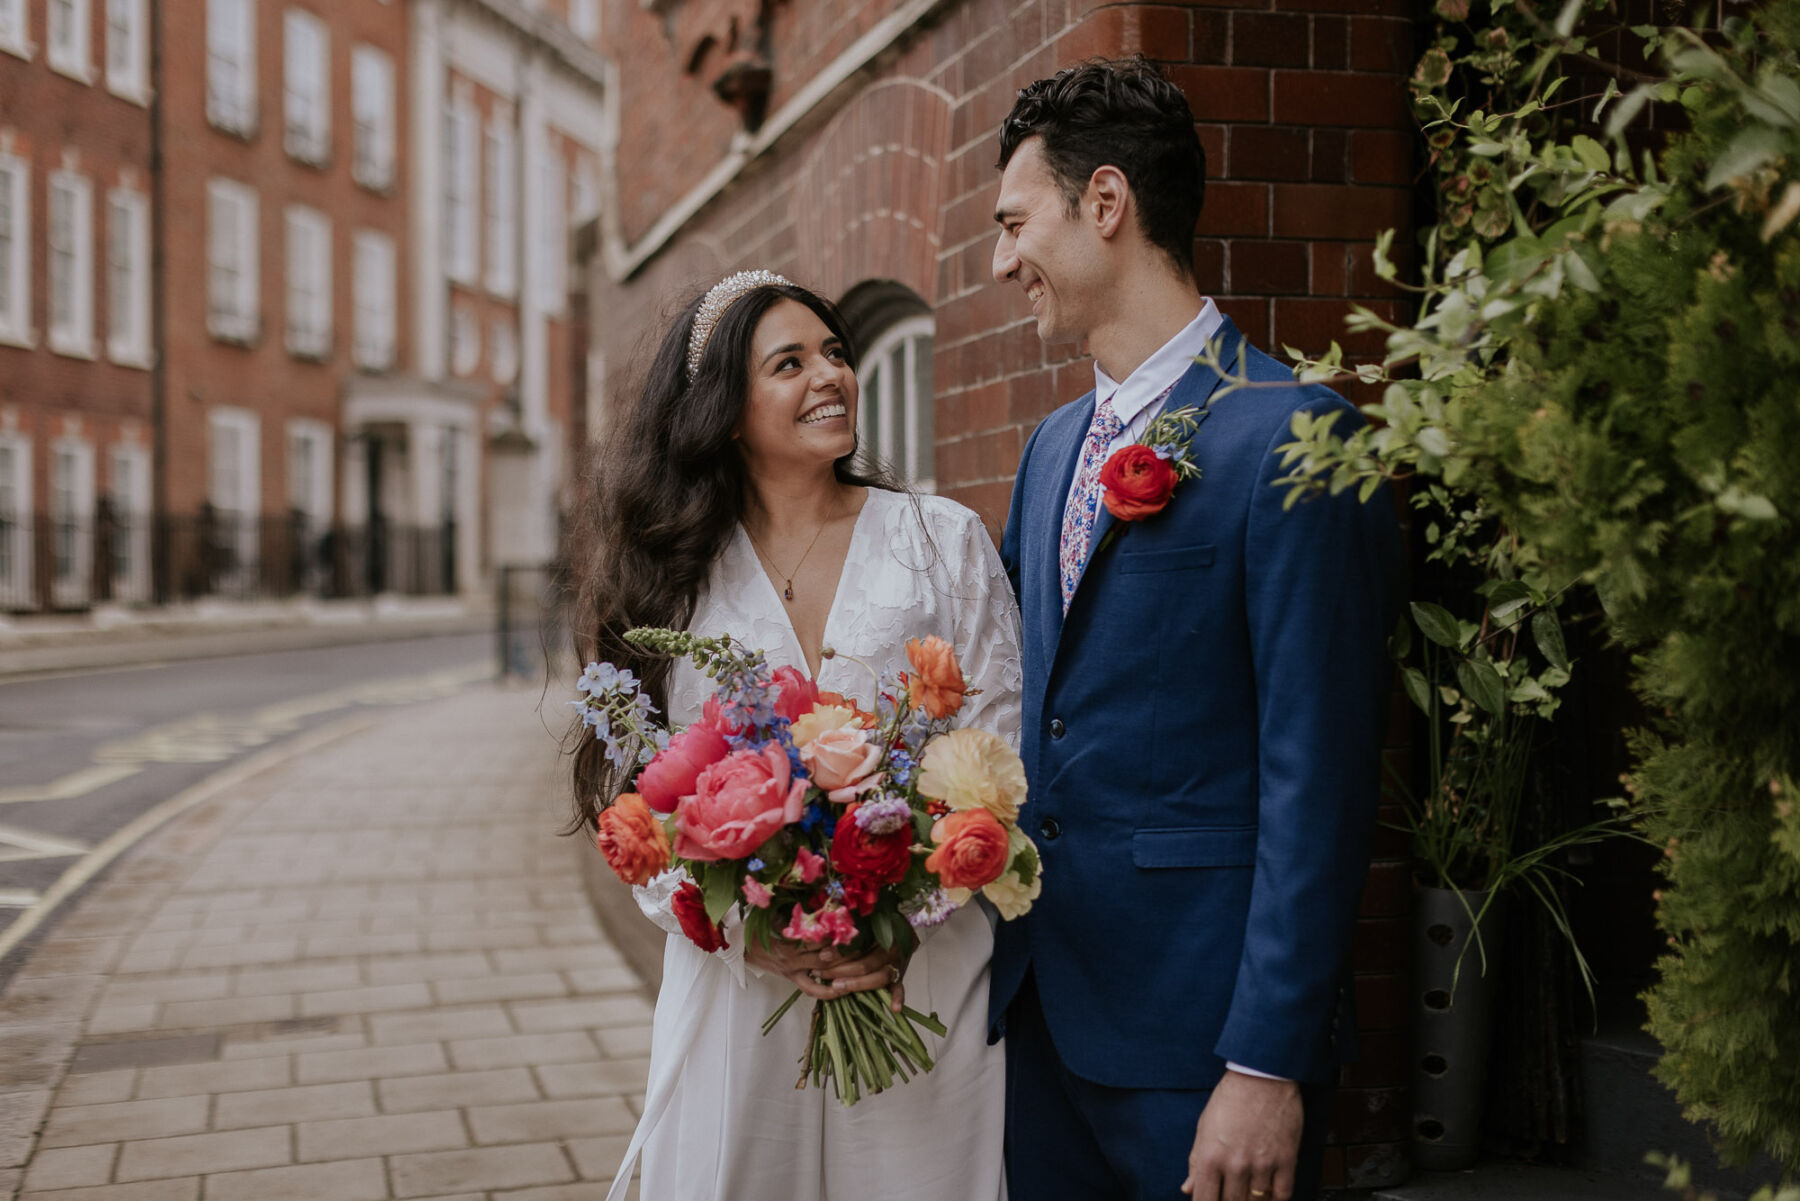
[608, 486, 1022, 1201]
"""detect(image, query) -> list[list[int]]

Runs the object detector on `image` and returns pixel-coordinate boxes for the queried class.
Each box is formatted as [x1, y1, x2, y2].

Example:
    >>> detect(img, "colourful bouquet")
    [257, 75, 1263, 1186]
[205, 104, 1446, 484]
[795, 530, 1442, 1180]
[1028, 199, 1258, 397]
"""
[578, 629, 1040, 1105]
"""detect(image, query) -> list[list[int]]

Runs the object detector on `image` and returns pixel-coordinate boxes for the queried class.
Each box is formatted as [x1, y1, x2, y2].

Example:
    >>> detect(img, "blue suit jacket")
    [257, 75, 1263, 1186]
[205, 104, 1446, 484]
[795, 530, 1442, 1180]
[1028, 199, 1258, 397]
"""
[990, 318, 1405, 1090]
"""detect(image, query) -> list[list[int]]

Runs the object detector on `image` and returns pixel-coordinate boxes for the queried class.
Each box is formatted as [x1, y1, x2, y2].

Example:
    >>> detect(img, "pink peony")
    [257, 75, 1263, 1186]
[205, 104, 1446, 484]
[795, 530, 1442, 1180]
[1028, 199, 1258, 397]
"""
[770, 666, 821, 723]
[782, 901, 859, 947]
[697, 695, 746, 737]
[674, 744, 807, 861]
[799, 725, 885, 803]
[637, 722, 731, 815]
[792, 845, 826, 884]
[743, 876, 773, 909]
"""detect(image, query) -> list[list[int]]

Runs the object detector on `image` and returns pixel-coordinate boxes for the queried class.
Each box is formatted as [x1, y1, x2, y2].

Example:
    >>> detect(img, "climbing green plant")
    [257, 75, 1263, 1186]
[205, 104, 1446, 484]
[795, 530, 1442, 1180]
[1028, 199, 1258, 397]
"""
[1264, 0, 1800, 1173]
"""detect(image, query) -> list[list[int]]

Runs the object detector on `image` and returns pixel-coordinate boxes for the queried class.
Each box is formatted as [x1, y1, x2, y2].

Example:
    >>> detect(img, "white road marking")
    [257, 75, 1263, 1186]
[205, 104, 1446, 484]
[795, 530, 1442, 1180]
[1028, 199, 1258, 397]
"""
[0, 764, 145, 806]
[0, 823, 90, 862]
[0, 888, 42, 908]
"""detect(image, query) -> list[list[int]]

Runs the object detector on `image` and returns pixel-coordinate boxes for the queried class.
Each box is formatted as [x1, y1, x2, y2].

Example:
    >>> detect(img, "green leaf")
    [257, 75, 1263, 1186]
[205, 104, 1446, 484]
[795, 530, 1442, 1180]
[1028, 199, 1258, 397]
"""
[1412, 601, 1464, 648]
[1531, 609, 1570, 671]
[1402, 666, 1433, 716]
[1570, 134, 1610, 172]
[1704, 126, 1788, 190]
[872, 909, 896, 951]
[1553, 0, 1583, 38]
[702, 862, 737, 925]
[1487, 235, 1548, 285]
[1456, 658, 1506, 716]
[1389, 615, 1414, 660]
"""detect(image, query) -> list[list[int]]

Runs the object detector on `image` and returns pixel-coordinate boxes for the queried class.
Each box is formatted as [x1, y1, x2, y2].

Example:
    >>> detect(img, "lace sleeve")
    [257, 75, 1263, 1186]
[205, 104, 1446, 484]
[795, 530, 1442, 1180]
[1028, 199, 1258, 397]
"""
[948, 512, 1025, 751]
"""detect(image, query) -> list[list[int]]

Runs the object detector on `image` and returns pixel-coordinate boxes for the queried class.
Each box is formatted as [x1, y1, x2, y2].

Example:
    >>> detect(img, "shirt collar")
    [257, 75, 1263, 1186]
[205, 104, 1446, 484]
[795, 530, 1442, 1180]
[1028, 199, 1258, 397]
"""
[1093, 298, 1225, 425]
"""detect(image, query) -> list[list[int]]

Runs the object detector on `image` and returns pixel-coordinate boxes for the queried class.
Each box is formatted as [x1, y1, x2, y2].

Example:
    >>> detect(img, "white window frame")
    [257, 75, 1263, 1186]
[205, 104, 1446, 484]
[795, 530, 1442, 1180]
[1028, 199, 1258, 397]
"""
[450, 303, 480, 377]
[207, 178, 260, 343]
[535, 147, 565, 312]
[49, 169, 97, 359]
[490, 317, 517, 385]
[569, 0, 599, 42]
[48, 0, 92, 82]
[105, 0, 148, 102]
[207, 0, 258, 137]
[351, 228, 395, 371]
[0, 433, 32, 609]
[285, 419, 332, 524]
[443, 93, 480, 286]
[207, 406, 261, 590]
[284, 205, 332, 359]
[858, 315, 936, 492]
[0, 0, 33, 60]
[483, 114, 516, 296]
[283, 8, 329, 165]
[0, 152, 30, 348]
[107, 186, 151, 367]
[50, 437, 95, 607]
[107, 442, 151, 603]
[351, 44, 395, 192]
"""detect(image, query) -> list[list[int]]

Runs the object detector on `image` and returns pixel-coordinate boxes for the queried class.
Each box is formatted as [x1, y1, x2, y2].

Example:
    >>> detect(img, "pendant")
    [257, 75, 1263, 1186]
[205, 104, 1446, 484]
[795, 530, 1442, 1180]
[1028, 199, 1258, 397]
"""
[783, 582, 794, 602]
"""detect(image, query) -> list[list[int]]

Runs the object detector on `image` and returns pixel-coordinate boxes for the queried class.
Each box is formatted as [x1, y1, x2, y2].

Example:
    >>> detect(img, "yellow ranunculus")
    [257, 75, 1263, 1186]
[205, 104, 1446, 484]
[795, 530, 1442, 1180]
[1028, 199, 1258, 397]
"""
[915, 728, 1027, 824]
[982, 868, 1042, 920]
[789, 704, 858, 750]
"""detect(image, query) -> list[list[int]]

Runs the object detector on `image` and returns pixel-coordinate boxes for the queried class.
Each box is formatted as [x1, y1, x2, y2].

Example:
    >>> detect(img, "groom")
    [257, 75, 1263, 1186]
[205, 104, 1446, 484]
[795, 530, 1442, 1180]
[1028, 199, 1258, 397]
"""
[989, 58, 1405, 1201]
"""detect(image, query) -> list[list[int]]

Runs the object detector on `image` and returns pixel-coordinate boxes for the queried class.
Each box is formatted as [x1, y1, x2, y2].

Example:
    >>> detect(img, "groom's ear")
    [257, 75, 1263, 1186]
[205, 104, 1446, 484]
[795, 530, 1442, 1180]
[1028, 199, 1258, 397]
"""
[1085, 166, 1131, 242]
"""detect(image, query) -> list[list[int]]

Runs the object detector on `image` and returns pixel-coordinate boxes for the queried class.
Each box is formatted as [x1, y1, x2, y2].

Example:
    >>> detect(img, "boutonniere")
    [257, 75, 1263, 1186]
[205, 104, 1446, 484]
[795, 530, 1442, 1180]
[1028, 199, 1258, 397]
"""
[1099, 404, 1207, 526]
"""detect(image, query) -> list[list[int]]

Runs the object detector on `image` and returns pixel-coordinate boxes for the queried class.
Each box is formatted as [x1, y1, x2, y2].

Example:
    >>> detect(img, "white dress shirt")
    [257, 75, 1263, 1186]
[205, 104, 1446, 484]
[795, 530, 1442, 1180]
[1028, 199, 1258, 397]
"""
[1062, 297, 1290, 1085]
[1062, 298, 1225, 520]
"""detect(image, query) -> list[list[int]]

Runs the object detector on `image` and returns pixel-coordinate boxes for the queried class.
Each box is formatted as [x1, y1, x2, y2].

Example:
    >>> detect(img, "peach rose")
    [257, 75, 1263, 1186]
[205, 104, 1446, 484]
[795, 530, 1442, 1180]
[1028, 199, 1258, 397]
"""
[674, 744, 807, 862]
[789, 703, 859, 750]
[595, 793, 671, 886]
[800, 725, 884, 803]
[904, 635, 966, 720]
[924, 808, 1011, 891]
[915, 727, 1027, 824]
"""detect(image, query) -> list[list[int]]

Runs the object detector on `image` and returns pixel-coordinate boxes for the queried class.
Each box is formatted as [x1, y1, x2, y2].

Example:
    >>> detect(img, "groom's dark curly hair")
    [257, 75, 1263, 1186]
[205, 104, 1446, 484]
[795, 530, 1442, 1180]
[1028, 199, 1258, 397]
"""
[997, 56, 1206, 279]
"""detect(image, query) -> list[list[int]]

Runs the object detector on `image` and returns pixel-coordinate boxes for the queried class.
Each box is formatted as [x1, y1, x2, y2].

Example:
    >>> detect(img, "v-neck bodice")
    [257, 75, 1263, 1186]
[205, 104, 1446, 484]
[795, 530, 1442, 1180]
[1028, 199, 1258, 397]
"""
[732, 492, 873, 680]
[667, 488, 1023, 748]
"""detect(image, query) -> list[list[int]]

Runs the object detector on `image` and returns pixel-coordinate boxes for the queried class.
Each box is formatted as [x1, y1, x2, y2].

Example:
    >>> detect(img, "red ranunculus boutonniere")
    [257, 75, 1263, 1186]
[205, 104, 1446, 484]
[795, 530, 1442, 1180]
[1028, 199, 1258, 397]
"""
[1099, 404, 1206, 525]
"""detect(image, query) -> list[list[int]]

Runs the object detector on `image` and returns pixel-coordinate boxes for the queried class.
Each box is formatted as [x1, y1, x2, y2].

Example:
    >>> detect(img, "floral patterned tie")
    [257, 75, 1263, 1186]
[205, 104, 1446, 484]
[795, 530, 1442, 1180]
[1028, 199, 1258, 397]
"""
[1058, 396, 1124, 613]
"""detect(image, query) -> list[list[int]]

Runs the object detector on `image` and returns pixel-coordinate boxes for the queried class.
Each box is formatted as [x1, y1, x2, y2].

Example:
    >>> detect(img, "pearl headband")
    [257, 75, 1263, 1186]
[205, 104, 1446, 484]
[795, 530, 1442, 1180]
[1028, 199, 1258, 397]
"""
[685, 269, 794, 383]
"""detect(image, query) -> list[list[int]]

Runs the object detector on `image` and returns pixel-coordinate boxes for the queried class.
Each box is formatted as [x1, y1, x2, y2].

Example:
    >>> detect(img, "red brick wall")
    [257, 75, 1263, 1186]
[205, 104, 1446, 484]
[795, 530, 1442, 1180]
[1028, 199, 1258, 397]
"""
[591, 3, 1417, 1182]
[156, 0, 409, 519]
[0, 0, 154, 526]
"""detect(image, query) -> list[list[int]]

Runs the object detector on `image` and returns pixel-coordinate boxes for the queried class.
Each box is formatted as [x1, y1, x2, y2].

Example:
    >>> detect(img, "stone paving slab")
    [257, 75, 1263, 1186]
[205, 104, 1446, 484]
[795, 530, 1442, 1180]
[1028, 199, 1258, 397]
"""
[0, 684, 646, 1200]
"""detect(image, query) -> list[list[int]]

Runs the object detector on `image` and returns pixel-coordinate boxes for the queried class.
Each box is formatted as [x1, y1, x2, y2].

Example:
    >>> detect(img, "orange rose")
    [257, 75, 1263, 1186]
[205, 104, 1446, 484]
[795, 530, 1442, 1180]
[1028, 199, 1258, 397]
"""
[904, 635, 966, 720]
[596, 792, 671, 886]
[1099, 444, 1178, 520]
[924, 808, 1010, 891]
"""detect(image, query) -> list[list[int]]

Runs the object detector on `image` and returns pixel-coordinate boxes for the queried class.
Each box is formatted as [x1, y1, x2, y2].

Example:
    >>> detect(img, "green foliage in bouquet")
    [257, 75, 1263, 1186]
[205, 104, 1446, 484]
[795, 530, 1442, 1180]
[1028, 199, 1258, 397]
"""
[1266, 0, 1800, 1172]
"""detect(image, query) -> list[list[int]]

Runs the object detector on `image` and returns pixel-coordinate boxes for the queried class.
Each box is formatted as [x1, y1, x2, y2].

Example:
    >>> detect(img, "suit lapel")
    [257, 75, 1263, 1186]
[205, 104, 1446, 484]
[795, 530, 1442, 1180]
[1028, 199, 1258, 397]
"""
[1031, 391, 1094, 668]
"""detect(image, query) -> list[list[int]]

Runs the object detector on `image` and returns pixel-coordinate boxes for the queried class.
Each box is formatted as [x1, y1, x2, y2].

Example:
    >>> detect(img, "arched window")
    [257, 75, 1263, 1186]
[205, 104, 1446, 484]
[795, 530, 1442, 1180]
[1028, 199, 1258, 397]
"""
[843, 284, 935, 492]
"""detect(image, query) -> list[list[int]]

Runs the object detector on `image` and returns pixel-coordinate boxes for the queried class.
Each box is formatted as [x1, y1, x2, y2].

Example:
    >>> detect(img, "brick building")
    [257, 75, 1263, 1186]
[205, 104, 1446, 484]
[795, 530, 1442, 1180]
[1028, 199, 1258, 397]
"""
[0, 0, 157, 611]
[580, 0, 1417, 1187]
[2, 0, 605, 612]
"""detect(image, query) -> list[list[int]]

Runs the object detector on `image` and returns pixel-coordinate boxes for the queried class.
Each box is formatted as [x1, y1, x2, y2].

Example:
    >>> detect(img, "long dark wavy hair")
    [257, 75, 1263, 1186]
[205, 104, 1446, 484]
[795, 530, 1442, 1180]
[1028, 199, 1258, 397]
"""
[564, 280, 895, 831]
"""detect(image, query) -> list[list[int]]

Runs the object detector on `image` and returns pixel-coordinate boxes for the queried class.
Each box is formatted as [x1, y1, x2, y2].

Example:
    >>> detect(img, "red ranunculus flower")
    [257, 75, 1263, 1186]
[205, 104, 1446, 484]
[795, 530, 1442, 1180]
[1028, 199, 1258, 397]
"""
[637, 722, 731, 814]
[1099, 444, 1179, 521]
[770, 665, 821, 723]
[832, 803, 913, 887]
[672, 879, 728, 953]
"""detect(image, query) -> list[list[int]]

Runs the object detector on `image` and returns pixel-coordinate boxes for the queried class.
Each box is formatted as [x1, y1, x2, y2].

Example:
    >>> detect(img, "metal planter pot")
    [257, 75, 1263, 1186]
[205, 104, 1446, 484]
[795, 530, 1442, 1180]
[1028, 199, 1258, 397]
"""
[1412, 884, 1507, 1171]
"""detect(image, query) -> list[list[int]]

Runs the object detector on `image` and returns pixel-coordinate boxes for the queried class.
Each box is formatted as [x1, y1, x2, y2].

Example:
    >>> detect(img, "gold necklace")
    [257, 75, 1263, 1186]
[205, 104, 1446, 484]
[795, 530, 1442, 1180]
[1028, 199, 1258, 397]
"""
[744, 517, 831, 603]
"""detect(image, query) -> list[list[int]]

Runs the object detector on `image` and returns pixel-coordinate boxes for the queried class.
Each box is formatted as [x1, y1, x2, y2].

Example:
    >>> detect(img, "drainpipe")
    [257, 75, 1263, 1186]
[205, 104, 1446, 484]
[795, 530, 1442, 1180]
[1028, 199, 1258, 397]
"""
[147, 0, 169, 603]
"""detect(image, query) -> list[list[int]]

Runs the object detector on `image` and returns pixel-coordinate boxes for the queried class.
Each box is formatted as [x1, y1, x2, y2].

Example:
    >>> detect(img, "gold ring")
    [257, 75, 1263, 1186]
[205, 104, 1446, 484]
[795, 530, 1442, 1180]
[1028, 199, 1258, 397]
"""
[886, 964, 901, 986]
[1250, 1191, 1268, 1198]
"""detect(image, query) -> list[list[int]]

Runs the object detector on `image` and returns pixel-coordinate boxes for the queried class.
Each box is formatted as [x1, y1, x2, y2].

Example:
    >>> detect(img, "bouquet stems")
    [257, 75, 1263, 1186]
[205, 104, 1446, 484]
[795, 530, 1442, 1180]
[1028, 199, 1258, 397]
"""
[768, 988, 948, 1106]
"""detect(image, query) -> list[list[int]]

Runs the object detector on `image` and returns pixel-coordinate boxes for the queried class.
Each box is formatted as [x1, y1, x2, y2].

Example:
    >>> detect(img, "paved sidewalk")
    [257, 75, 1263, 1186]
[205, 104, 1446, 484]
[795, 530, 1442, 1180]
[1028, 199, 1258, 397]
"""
[0, 684, 647, 1200]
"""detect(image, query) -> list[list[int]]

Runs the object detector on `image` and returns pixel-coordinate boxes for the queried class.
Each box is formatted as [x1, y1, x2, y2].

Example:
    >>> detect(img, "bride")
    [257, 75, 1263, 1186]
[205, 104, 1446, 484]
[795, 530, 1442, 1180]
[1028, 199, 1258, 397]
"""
[567, 270, 1021, 1200]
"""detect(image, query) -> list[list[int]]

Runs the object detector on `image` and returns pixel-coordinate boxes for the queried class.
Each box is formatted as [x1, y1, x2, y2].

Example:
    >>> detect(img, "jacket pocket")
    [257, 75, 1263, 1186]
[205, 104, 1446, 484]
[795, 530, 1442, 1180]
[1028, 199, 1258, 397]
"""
[1117, 543, 1216, 574]
[1131, 825, 1257, 868]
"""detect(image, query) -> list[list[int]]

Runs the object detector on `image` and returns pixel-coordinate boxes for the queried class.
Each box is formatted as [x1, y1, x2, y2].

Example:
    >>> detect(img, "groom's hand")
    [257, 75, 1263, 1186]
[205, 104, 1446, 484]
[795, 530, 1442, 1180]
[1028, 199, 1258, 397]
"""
[1181, 1071, 1304, 1201]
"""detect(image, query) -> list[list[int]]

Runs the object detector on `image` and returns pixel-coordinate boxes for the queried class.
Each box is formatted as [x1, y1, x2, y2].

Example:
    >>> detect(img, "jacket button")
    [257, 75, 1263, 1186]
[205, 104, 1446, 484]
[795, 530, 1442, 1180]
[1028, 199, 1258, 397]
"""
[1049, 718, 1066, 739]
[1039, 817, 1061, 841]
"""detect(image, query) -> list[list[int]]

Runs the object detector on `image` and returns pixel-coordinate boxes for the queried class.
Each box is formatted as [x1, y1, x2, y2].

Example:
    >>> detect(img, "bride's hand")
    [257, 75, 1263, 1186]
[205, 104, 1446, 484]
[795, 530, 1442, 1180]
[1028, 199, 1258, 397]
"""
[744, 940, 912, 1011]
